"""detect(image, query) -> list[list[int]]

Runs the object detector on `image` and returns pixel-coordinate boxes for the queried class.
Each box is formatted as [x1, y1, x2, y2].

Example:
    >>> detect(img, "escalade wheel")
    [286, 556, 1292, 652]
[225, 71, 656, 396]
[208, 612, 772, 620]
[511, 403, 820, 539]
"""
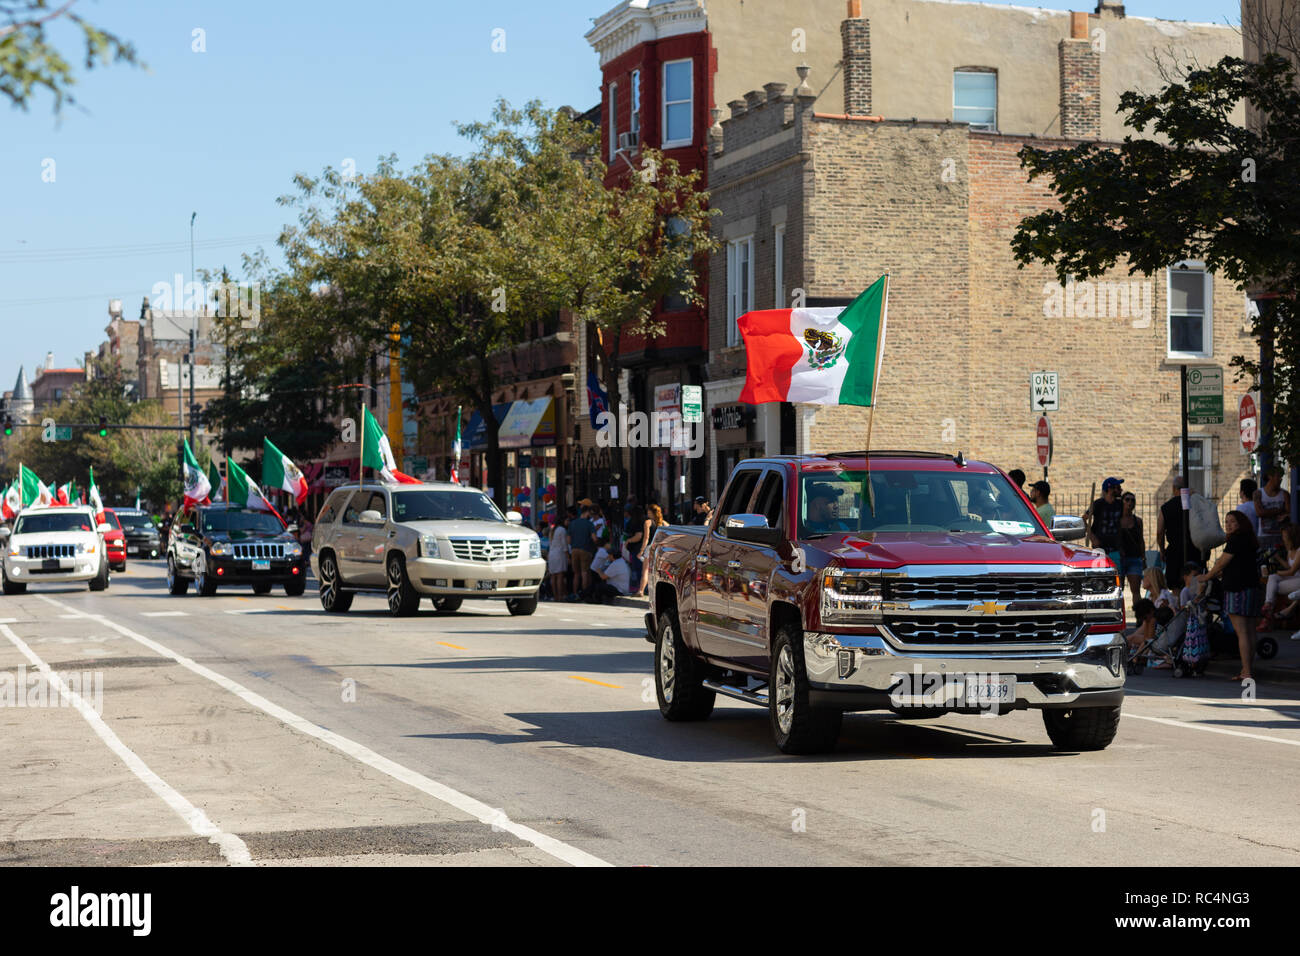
[655, 609, 714, 721]
[318, 551, 353, 613]
[386, 554, 421, 617]
[1042, 706, 1121, 752]
[770, 624, 842, 755]
[432, 597, 462, 614]
[506, 597, 537, 616]
[167, 556, 188, 595]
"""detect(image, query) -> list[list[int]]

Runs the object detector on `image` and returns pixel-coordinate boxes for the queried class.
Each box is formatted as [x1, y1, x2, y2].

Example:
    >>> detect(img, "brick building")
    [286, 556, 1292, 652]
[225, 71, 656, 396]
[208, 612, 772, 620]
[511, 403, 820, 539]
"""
[704, 1, 1252, 521]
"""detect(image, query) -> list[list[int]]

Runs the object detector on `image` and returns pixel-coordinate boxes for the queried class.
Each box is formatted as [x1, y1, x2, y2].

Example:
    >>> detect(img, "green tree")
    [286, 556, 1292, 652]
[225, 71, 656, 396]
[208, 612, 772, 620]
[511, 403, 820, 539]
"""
[1011, 54, 1300, 468]
[86, 400, 187, 507]
[1, 0, 140, 112]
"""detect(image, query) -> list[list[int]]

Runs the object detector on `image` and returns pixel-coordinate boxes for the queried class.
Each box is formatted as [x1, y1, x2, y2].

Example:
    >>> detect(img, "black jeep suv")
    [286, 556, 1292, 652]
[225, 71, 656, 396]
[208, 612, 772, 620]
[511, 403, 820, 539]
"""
[167, 503, 307, 597]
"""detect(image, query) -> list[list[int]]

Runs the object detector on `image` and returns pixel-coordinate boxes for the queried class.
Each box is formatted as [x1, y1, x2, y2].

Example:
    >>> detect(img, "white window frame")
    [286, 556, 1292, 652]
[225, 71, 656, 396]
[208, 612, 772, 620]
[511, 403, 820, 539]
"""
[773, 224, 785, 309]
[953, 69, 997, 131]
[630, 69, 641, 139]
[727, 236, 754, 347]
[662, 58, 693, 149]
[608, 81, 618, 162]
[1166, 260, 1213, 360]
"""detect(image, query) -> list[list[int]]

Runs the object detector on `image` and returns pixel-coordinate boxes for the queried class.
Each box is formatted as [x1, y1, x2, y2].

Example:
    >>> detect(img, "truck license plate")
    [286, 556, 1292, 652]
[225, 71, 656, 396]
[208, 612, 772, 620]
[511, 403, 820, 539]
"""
[963, 674, 1016, 705]
[252, 559, 271, 571]
[476, 580, 497, 591]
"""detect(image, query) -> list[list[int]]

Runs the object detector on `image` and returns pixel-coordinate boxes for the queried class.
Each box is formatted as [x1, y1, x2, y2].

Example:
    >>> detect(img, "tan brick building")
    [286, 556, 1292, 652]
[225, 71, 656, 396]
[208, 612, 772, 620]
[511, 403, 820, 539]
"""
[705, 1, 1252, 525]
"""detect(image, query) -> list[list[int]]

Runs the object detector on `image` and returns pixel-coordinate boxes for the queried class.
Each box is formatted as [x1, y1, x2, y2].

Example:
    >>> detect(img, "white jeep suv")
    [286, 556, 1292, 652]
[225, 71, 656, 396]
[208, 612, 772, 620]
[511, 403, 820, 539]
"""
[2, 506, 111, 594]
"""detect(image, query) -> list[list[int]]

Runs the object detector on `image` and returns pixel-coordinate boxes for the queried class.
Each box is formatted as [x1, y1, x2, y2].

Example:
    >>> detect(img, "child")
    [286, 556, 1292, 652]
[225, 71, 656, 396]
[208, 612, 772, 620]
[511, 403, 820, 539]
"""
[1142, 566, 1175, 612]
[1125, 598, 1157, 657]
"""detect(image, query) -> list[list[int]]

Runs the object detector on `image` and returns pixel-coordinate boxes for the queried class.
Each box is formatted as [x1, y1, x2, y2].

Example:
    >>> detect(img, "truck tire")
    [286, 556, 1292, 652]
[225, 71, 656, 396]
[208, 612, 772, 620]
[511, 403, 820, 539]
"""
[655, 609, 715, 721]
[770, 624, 842, 754]
[318, 551, 353, 613]
[252, 583, 273, 595]
[195, 555, 218, 597]
[283, 576, 306, 597]
[2, 573, 25, 595]
[1042, 706, 1121, 752]
[88, 558, 109, 592]
[386, 554, 421, 617]
[507, 597, 537, 616]
[166, 555, 188, 595]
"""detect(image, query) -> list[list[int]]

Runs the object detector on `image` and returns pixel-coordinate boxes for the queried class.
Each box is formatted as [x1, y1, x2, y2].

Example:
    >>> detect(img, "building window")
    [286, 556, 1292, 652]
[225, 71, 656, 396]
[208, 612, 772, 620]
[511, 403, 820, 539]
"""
[608, 81, 618, 161]
[1167, 261, 1213, 359]
[953, 70, 997, 130]
[663, 217, 691, 312]
[630, 69, 641, 142]
[727, 236, 754, 347]
[662, 59, 693, 148]
[773, 225, 785, 308]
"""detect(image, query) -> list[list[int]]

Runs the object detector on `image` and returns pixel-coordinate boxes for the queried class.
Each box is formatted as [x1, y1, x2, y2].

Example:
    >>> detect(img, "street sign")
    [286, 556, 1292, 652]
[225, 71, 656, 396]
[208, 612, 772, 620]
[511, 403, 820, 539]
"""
[1030, 371, 1059, 412]
[54, 426, 72, 442]
[1036, 415, 1053, 469]
[681, 385, 702, 424]
[1239, 392, 1259, 454]
[1186, 366, 1224, 425]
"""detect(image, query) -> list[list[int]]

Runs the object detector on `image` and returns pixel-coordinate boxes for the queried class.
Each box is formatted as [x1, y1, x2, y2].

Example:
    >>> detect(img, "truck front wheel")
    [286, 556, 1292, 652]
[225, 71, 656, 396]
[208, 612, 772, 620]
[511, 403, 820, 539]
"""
[655, 609, 714, 721]
[770, 625, 842, 754]
[1042, 706, 1121, 751]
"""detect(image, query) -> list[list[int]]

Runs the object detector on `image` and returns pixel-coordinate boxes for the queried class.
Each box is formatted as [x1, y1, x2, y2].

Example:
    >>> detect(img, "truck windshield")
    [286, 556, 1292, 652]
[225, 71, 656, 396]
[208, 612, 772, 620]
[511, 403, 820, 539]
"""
[391, 490, 504, 523]
[115, 513, 154, 530]
[14, 513, 95, 534]
[200, 510, 285, 536]
[799, 470, 1042, 537]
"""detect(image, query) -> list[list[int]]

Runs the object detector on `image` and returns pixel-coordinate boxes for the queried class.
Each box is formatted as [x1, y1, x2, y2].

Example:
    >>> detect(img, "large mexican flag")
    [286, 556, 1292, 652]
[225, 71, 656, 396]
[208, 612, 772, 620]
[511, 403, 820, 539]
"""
[738, 274, 889, 406]
[1, 480, 20, 520]
[20, 464, 54, 507]
[362, 405, 419, 484]
[182, 439, 211, 508]
[226, 458, 274, 513]
[263, 438, 308, 503]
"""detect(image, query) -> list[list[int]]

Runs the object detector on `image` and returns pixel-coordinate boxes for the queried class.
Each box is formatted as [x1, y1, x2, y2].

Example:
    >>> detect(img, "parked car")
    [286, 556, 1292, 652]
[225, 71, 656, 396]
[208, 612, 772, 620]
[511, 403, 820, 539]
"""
[310, 481, 545, 617]
[167, 503, 308, 597]
[102, 508, 128, 572]
[1, 506, 111, 594]
[644, 451, 1125, 754]
[111, 507, 162, 558]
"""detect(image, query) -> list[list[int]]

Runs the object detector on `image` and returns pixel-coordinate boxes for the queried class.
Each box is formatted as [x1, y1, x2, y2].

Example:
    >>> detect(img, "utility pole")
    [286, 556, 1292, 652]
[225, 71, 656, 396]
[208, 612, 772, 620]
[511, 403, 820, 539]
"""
[1180, 365, 1191, 566]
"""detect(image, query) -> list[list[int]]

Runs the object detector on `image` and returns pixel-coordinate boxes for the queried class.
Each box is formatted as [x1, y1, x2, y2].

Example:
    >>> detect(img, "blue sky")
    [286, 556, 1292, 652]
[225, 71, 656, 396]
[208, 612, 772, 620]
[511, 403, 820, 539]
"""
[1, 0, 1242, 392]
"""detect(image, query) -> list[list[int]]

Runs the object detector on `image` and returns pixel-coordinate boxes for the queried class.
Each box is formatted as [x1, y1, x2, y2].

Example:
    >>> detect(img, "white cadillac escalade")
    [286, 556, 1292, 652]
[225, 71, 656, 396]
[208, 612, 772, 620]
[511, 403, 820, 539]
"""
[1, 506, 111, 594]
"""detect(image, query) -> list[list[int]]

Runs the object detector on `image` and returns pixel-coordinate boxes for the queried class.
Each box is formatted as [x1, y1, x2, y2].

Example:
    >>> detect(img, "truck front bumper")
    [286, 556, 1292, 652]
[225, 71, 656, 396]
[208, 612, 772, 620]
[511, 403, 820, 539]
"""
[3, 555, 100, 584]
[804, 629, 1125, 712]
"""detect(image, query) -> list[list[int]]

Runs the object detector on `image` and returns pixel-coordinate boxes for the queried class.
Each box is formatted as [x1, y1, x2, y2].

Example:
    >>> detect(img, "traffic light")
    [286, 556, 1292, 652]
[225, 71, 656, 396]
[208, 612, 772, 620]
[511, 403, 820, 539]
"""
[3, 414, 11, 436]
[98, 415, 108, 437]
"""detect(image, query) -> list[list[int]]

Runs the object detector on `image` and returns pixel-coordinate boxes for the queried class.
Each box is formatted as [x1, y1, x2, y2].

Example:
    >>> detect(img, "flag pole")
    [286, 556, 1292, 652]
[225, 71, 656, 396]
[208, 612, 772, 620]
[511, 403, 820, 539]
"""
[360, 403, 366, 491]
[861, 272, 889, 517]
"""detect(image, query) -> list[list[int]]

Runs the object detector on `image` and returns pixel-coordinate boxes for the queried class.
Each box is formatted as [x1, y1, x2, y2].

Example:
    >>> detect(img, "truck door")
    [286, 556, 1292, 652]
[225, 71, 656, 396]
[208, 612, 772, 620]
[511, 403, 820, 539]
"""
[695, 467, 761, 661]
[726, 467, 787, 671]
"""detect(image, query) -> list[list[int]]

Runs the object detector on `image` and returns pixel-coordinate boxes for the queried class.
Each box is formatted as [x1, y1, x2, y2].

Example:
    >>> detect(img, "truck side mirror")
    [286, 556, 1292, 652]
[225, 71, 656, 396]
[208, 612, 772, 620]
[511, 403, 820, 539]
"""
[724, 513, 783, 547]
[1052, 515, 1087, 541]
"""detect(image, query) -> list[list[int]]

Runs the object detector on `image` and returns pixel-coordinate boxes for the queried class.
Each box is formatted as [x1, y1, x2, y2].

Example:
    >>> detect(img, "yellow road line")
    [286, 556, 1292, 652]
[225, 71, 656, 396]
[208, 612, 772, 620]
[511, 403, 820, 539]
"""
[569, 675, 623, 689]
[438, 641, 467, 650]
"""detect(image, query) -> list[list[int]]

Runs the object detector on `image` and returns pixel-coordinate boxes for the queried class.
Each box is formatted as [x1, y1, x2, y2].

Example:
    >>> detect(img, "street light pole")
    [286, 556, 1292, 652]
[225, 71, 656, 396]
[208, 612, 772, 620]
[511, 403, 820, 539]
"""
[189, 212, 197, 451]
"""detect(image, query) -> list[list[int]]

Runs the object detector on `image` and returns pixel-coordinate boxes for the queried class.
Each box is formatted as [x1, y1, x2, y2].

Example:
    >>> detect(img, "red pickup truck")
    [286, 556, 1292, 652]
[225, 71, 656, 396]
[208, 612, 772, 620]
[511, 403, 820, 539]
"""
[643, 451, 1126, 754]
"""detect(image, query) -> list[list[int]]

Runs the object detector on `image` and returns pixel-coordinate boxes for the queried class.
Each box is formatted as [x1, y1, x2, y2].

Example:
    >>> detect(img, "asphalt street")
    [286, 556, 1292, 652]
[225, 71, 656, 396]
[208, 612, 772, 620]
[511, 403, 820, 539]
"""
[3, 562, 1299, 867]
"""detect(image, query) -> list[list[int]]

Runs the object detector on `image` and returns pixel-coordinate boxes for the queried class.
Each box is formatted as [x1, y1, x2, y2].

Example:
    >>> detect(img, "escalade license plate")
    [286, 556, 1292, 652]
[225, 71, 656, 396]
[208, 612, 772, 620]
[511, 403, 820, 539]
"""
[252, 559, 271, 571]
[476, 580, 497, 591]
[963, 674, 1016, 706]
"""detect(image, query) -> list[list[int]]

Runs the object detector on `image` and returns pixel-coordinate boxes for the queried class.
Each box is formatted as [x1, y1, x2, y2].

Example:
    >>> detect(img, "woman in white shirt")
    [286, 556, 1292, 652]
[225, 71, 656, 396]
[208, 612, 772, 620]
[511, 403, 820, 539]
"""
[548, 518, 569, 601]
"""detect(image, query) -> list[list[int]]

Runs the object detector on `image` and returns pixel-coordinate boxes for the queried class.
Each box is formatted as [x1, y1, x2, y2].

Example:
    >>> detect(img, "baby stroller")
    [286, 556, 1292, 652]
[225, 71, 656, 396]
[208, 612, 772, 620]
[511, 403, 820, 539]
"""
[1126, 600, 1209, 678]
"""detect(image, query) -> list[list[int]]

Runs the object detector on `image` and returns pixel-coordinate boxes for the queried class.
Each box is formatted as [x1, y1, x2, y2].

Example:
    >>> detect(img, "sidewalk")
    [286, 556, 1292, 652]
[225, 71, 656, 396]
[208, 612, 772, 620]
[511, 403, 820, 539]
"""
[1202, 621, 1300, 685]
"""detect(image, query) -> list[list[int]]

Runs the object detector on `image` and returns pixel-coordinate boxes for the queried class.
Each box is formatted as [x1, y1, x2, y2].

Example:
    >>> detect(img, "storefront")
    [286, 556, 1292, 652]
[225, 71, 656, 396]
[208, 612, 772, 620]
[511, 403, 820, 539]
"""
[497, 397, 558, 528]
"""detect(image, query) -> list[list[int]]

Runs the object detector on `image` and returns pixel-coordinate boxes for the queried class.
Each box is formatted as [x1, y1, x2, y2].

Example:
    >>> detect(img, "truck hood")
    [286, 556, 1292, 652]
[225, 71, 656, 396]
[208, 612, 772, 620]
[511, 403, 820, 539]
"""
[813, 531, 1109, 570]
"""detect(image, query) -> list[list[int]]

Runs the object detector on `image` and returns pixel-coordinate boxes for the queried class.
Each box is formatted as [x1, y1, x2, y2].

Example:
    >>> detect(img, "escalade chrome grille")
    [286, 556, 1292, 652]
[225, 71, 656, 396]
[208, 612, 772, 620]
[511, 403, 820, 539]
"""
[887, 577, 1078, 603]
[232, 543, 285, 560]
[448, 538, 521, 562]
[883, 617, 1083, 646]
[26, 544, 75, 559]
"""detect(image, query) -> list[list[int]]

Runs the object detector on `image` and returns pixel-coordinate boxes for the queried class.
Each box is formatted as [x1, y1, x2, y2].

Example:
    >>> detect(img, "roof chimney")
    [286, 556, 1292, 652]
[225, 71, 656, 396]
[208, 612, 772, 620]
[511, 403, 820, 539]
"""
[841, 2, 872, 115]
[45, 351, 54, 371]
[1059, 15, 1101, 139]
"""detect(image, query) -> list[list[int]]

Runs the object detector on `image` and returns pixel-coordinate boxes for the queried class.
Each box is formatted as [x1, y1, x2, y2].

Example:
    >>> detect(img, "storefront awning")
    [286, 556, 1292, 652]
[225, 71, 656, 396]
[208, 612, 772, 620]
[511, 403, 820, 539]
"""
[498, 397, 555, 449]
[466, 403, 511, 452]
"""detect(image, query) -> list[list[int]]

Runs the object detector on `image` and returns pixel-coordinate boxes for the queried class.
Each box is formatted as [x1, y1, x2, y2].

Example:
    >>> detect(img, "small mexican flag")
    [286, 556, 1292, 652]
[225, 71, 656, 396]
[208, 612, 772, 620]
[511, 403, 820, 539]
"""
[1, 480, 20, 520]
[450, 406, 463, 485]
[362, 405, 419, 484]
[57, 479, 77, 506]
[208, 461, 224, 502]
[738, 274, 889, 407]
[182, 439, 211, 509]
[88, 467, 105, 521]
[225, 458, 274, 513]
[263, 438, 308, 503]
[20, 464, 54, 508]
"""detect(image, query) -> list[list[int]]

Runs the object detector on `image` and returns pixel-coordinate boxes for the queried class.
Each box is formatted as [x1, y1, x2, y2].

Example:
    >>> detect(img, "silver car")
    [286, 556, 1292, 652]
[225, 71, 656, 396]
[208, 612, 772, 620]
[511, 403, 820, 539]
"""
[309, 481, 545, 617]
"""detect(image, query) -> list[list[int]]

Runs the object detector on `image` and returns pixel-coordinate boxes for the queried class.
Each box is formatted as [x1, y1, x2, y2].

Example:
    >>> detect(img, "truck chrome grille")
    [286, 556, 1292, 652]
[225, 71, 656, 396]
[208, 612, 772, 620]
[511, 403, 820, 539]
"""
[884, 617, 1082, 646]
[232, 543, 285, 560]
[448, 538, 521, 562]
[887, 578, 1078, 603]
[26, 544, 75, 559]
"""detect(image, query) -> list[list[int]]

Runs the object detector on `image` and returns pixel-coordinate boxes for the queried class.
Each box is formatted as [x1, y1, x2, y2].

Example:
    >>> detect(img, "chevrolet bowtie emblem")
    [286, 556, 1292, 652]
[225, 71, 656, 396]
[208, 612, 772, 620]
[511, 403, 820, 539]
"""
[972, 600, 1008, 615]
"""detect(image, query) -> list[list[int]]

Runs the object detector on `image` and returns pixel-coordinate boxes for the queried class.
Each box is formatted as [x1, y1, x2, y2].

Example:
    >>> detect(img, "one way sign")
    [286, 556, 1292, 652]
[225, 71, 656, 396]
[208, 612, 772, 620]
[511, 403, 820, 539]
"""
[1030, 371, 1059, 412]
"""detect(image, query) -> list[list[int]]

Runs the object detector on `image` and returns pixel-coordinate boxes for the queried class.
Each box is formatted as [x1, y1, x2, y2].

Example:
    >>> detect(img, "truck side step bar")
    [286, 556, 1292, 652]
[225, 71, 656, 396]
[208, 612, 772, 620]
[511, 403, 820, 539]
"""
[702, 680, 769, 707]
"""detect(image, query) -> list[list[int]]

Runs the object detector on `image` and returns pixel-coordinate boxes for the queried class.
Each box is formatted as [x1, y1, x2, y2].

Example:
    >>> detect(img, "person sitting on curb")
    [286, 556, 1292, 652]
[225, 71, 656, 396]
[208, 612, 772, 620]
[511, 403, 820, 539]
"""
[590, 541, 633, 603]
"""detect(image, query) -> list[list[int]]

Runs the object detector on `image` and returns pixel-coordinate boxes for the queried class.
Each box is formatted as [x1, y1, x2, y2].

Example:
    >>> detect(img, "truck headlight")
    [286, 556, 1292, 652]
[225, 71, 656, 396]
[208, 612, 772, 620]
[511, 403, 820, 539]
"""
[821, 569, 883, 623]
[210, 541, 232, 556]
[419, 535, 440, 558]
[528, 538, 540, 560]
[76, 542, 96, 555]
[285, 542, 303, 558]
[1082, 573, 1119, 595]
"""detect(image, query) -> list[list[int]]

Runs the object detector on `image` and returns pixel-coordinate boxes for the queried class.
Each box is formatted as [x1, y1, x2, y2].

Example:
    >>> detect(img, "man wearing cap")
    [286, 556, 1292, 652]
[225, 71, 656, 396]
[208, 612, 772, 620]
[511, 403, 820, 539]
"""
[1083, 477, 1126, 571]
[806, 483, 852, 534]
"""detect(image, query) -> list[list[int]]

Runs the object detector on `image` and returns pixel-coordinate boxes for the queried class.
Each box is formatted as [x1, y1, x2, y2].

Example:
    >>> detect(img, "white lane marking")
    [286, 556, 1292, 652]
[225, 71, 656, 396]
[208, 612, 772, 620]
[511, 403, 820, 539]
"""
[0, 622, 251, 865]
[223, 608, 273, 615]
[1127, 687, 1300, 719]
[35, 595, 611, 868]
[1125, 712, 1300, 748]
[59, 614, 84, 620]
[141, 611, 189, 618]
[0, 618, 16, 624]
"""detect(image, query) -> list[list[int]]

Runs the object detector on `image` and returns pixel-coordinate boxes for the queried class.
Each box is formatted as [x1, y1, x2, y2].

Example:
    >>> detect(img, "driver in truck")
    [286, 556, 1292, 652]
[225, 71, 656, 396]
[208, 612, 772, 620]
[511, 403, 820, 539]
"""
[805, 483, 851, 534]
